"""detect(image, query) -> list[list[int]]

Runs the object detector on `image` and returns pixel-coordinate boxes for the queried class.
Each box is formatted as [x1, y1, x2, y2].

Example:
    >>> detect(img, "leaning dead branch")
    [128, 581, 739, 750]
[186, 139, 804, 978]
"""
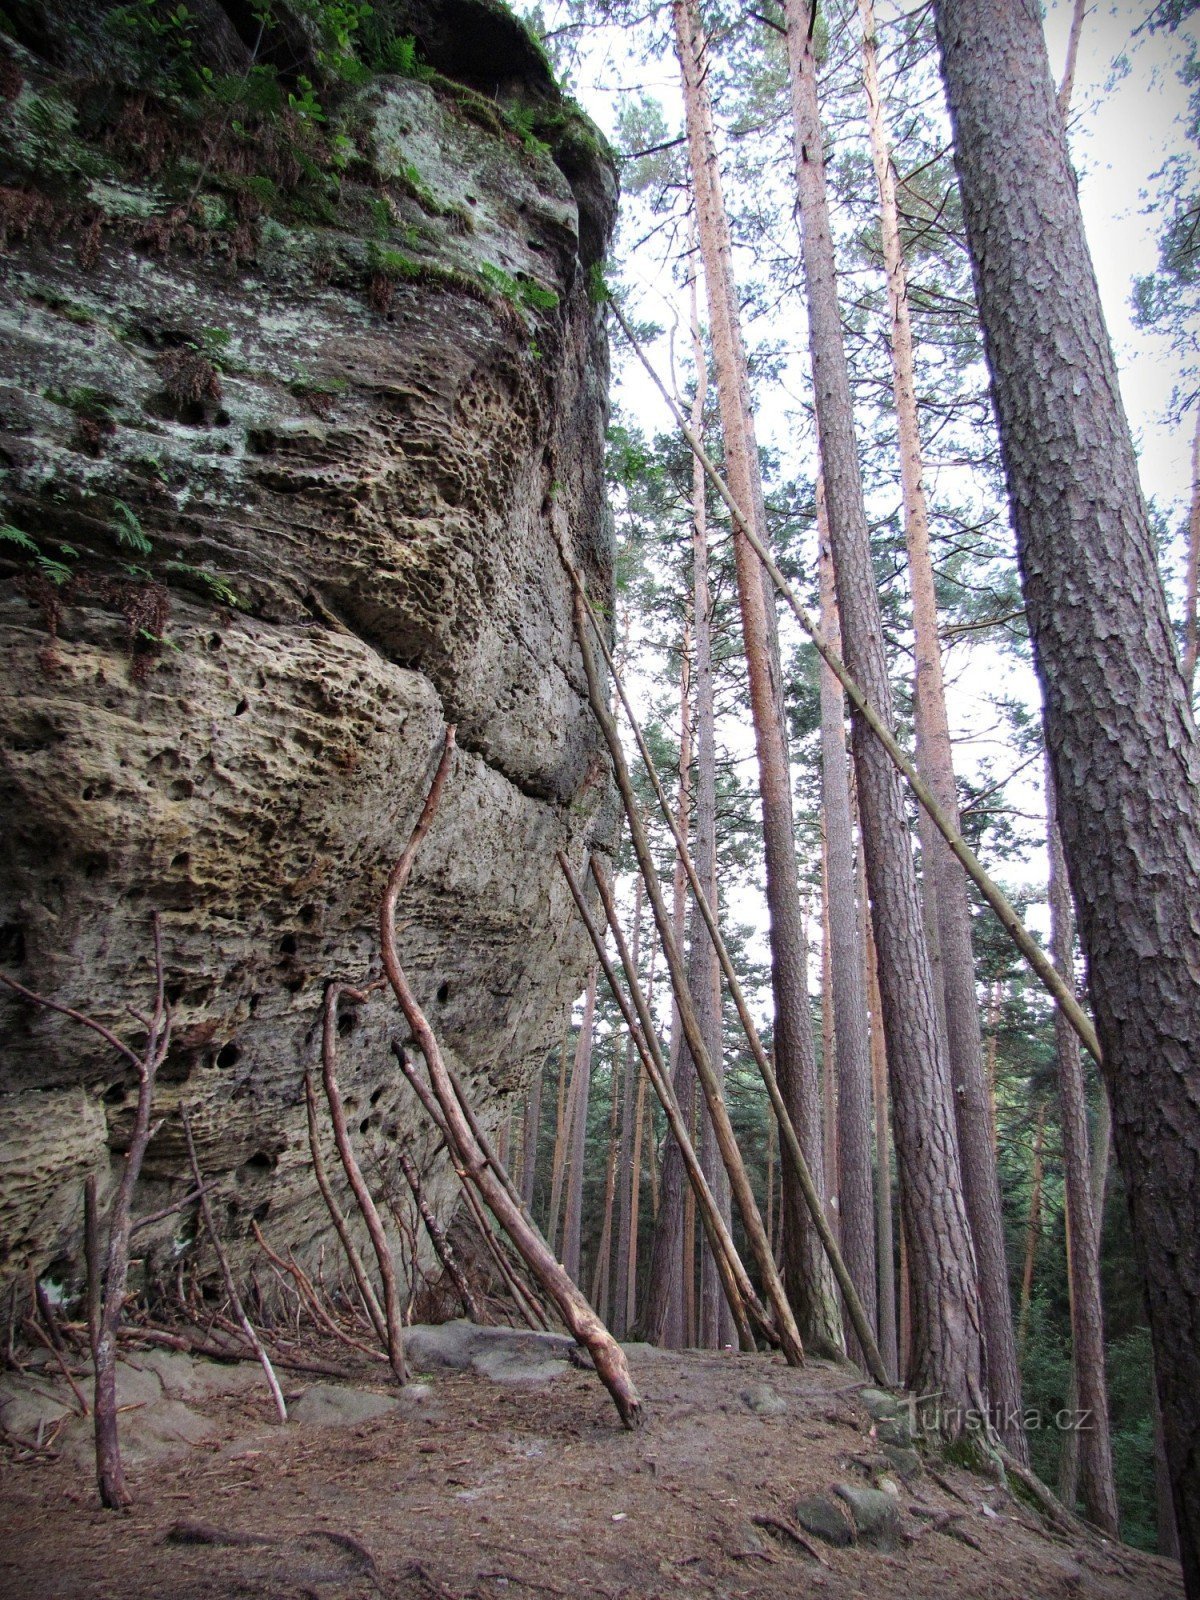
[1, 913, 171, 1508]
[562, 578, 805, 1368]
[395, 1047, 550, 1333]
[303, 1069, 388, 1347]
[319, 981, 407, 1383]
[395, 1148, 481, 1323]
[611, 300, 1101, 1067]
[180, 1105, 287, 1422]
[380, 727, 642, 1427]
[558, 850, 758, 1353]
[563, 558, 888, 1386]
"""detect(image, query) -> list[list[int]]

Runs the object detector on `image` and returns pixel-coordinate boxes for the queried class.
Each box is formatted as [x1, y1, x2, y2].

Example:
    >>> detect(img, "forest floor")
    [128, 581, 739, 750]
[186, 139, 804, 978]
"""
[0, 1327, 1183, 1600]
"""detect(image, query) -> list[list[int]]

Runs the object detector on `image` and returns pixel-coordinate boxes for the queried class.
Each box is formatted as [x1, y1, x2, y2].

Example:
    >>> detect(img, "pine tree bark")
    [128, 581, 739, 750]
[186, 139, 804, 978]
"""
[817, 503, 877, 1366]
[643, 627, 694, 1346]
[935, 0, 1200, 1576]
[857, 0, 1024, 1455]
[1017, 1103, 1045, 1361]
[613, 875, 644, 1338]
[687, 267, 734, 1351]
[1046, 758, 1119, 1533]
[785, 0, 985, 1419]
[1184, 409, 1199, 694]
[562, 967, 597, 1284]
[673, 0, 841, 1354]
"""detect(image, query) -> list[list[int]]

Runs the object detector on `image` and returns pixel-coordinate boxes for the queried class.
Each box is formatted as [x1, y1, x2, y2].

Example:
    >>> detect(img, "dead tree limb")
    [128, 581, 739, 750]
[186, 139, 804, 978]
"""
[319, 982, 407, 1383]
[610, 300, 1101, 1068]
[561, 579, 805, 1368]
[380, 726, 642, 1428]
[250, 1221, 386, 1361]
[565, 562, 888, 1386]
[395, 1148, 481, 1322]
[395, 1049, 549, 1332]
[303, 1070, 388, 1348]
[3, 920, 178, 1506]
[180, 1106, 287, 1422]
[558, 851, 759, 1353]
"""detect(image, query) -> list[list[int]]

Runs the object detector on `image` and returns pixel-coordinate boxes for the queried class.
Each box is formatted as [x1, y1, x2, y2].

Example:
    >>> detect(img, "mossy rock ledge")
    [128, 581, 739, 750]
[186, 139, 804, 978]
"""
[0, 0, 618, 1306]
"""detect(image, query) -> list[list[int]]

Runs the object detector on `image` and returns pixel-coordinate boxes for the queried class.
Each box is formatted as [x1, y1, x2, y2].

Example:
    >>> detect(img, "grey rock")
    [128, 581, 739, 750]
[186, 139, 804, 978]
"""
[289, 1384, 401, 1427]
[0, 1375, 75, 1437]
[0, 0, 619, 1307]
[881, 1442, 924, 1484]
[794, 1494, 855, 1548]
[405, 1320, 577, 1385]
[859, 1387, 902, 1421]
[875, 1413, 913, 1447]
[740, 1383, 789, 1417]
[59, 1398, 216, 1469]
[833, 1483, 901, 1550]
[134, 1348, 263, 1400]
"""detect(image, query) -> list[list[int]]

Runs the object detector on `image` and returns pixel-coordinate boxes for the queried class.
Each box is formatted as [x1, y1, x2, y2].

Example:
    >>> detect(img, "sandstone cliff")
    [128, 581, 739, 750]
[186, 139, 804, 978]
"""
[0, 0, 617, 1307]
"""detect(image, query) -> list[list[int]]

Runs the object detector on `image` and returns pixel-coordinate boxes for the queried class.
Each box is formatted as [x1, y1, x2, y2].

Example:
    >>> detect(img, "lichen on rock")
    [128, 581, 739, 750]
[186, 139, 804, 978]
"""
[0, 0, 618, 1308]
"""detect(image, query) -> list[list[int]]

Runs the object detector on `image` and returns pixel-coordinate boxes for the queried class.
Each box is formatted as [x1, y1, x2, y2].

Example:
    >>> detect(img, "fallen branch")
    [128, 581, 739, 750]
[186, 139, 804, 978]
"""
[380, 727, 642, 1427]
[395, 1051, 549, 1333]
[250, 1221, 386, 1362]
[23, 1316, 88, 1417]
[319, 979, 407, 1383]
[303, 1069, 389, 1348]
[395, 1147, 481, 1323]
[562, 578, 804, 1367]
[564, 558, 887, 1386]
[558, 850, 758, 1353]
[180, 1105, 287, 1423]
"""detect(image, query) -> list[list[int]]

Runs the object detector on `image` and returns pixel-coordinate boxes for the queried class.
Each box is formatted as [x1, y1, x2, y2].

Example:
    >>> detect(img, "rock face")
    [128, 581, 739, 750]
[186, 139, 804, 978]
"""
[0, 0, 617, 1305]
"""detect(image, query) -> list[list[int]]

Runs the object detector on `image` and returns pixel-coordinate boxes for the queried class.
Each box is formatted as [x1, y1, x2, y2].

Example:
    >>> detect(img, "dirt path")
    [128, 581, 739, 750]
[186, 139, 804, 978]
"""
[0, 1338, 1183, 1599]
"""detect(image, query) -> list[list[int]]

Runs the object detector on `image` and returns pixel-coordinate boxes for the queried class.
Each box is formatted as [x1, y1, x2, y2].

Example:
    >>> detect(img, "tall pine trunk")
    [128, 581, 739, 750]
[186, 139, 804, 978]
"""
[673, 0, 841, 1355]
[642, 627, 694, 1346]
[857, 0, 1023, 1453]
[613, 875, 644, 1338]
[817, 496, 877, 1366]
[785, 0, 985, 1421]
[1046, 758, 1119, 1532]
[686, 268, 734, 1351]
[562, 967, 597, 1285]
[935, 0, 1200, 1575]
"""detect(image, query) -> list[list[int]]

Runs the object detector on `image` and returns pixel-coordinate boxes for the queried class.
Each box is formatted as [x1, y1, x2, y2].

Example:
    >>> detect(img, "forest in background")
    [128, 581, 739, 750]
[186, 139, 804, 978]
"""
[493, 0, 1200, 1557]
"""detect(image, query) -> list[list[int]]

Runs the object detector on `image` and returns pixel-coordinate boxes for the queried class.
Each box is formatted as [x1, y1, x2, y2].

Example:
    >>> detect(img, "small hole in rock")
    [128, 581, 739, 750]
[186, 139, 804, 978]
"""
[279, 933, 297, 956]
[216, 1042, 240, 1069]
[359, 1116, 370, 1135]
[299, 904, 317, 926]
[436, 982, 450, 1004]
[208, 633, 222, 651]
[103, 1082, 127, 1105]
[338, 1011, 356, 1037]
[0, 924, 27, 964]
[234, 698, 249, 716]
[164, 980, 184, 1004]
[370, 1085, 384, 1106]
[171, 851, 190, 869]
[169, 779, 194, 801]
[283, 974, 305, 994]
[244, 1151, 274, 1173]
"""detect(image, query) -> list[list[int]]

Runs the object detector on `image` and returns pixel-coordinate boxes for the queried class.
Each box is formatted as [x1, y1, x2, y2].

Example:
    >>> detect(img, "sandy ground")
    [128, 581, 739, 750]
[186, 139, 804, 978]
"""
[0, 1335, 1185, 1600]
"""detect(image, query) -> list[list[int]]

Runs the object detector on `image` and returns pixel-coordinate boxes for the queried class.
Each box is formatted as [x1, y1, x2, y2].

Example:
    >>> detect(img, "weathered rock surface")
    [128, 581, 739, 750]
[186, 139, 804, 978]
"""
[404, 1317, 579, 1384]
[0, 1, 617, 1306]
